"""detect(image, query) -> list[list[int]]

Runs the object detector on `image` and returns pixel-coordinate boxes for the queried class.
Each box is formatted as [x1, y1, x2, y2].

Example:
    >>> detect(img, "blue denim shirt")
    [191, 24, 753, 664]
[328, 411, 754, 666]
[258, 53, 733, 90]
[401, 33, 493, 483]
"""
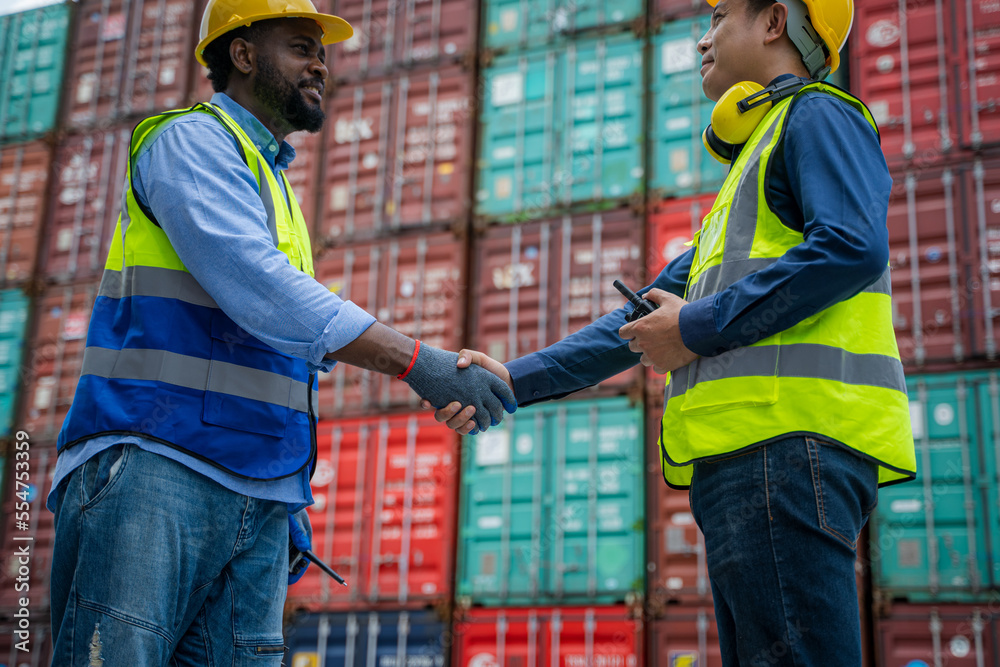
[48, 93, 377, 512]
[507, 77, 893, 405]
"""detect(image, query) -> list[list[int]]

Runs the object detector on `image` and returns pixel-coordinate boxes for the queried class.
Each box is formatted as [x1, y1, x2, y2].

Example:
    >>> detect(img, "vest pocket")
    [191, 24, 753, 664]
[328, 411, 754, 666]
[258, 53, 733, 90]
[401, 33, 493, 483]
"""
[678, 340, 780, 415]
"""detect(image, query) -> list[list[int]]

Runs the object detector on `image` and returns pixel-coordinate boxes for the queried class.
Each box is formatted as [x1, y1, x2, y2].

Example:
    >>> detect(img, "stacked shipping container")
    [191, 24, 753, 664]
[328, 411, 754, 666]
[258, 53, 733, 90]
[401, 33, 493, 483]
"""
[0, 0, 996, 661]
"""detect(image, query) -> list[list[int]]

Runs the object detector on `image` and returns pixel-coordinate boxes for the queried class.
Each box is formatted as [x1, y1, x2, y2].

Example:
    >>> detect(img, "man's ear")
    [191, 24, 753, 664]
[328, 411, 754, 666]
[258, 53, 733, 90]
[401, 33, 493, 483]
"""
[230, 37, 255, 75]
[763, 2, 790, 45]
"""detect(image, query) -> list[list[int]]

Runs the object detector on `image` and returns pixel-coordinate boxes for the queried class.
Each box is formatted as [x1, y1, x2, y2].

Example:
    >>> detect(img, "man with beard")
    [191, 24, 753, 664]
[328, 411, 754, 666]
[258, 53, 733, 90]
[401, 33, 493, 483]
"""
[46, 1, 516, 664]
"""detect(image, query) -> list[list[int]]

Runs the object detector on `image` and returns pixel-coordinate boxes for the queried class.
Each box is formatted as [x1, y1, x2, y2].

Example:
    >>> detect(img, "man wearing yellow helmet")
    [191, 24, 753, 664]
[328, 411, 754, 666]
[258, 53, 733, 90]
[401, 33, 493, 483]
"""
[47, 1, 515, 664]
[433, 0, 915, 663]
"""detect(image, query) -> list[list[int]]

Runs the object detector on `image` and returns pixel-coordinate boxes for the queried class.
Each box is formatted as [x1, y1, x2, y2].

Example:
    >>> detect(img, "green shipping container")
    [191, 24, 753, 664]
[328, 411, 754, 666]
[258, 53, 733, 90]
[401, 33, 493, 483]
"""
[0, 3, 70, 142]
[0, 289, 28, 437]
[457, 397, 645, 606]
[871, 371, 1000, 603]
[475, 33, 644, 222]
[649, 16, 728, 199]
[481, 0, 643, 52]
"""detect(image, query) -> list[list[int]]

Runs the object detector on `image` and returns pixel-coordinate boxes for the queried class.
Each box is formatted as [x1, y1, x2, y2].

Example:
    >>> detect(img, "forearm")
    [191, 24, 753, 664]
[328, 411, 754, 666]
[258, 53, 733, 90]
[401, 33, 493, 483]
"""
[324, 322, 416, 375]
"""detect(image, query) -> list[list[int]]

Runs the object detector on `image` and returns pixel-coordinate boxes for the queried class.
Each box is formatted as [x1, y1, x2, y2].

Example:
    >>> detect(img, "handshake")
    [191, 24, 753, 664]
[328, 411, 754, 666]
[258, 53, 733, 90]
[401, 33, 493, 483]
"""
[399, 342, 515, 434]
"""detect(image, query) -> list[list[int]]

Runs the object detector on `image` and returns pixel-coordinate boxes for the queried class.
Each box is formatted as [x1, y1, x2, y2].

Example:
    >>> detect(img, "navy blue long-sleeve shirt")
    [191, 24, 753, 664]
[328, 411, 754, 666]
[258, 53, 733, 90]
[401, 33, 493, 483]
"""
[506, 76, 893, 406]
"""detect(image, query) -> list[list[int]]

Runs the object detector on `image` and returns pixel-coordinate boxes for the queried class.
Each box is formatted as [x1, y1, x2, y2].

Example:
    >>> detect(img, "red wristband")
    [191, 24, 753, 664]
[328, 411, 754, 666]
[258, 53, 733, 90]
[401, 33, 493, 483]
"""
[396, 340, 421, 380]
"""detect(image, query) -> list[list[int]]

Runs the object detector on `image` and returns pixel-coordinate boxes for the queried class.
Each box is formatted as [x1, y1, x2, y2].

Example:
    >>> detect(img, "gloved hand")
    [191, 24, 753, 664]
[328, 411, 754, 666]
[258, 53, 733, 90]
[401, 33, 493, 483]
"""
[400, 343, 517, 432]
[288, 509, 313, 586]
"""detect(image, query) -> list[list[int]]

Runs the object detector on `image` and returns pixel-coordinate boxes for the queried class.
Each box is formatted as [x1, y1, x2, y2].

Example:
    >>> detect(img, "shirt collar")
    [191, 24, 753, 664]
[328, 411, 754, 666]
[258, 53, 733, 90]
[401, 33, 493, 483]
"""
[210, 92, 297, 171]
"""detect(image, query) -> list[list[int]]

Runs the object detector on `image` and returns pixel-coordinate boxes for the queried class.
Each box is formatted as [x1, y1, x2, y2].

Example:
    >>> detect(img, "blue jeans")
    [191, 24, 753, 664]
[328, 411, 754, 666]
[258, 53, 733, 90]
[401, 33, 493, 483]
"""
[49, 444, 289, 665]
[689, 436, 878, 667]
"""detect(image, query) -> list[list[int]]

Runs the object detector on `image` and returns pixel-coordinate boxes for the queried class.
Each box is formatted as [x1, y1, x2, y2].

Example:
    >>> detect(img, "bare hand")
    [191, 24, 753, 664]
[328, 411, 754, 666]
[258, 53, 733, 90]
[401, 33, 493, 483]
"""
[420, 349, 513, 435]
[618, 289, 699, 374]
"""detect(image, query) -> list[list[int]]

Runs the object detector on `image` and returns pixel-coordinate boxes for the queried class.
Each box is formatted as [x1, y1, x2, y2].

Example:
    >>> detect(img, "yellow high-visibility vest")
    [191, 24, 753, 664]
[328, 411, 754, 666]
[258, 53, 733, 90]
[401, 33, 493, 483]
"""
[659, 83, 916, 490]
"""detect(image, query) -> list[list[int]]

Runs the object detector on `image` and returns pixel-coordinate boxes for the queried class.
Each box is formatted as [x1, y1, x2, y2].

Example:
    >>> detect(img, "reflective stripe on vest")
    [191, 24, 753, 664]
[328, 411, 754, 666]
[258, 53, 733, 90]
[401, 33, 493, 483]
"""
[659, 83, 916, 490]
[58, 103, 319, 480]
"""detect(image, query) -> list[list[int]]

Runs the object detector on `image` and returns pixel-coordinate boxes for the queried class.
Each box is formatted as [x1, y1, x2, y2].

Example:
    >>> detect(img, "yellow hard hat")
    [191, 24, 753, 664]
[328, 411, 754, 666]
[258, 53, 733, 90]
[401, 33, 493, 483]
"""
[703, 0, 852, 76]
[195, 0, 353, 67]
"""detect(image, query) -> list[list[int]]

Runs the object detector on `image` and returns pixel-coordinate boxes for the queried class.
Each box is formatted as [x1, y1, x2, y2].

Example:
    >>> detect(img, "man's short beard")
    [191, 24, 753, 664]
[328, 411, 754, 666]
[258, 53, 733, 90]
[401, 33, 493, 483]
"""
[253, 54, 325, 134]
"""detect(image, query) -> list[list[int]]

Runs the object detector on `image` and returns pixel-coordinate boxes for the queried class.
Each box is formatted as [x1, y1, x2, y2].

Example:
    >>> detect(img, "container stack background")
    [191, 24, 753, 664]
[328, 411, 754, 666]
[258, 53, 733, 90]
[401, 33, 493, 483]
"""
[0, 0, 994, 663]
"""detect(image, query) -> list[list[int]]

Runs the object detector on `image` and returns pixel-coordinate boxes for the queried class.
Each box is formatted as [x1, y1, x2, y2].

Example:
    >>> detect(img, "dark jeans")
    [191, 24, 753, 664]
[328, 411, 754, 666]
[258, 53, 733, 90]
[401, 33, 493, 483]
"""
[689, 436, 878, 666]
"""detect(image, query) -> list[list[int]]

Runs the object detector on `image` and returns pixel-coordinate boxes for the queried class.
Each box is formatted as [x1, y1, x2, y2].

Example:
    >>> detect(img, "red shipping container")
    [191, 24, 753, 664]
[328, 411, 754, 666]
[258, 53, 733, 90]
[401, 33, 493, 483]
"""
[852, 0, 960, 164]
[649, 606, 722, 666]
[287, 413, 459, 609]
[452, 606, 642, 667]
[65, 0, 199, 130]
[0, 618, 54, 665]
[887, 164, 977, 368]
[471, 210, 644, 393]
[876, 604, 996, 666]
[328, 0, 475, 81]
[21, 283, 99, 443]
[320, 66, 474, 242]
[42, 126, 131, 284]
[956, 0, 1000, 149]
[0, 445, 57, 615]
[652, 0, 712, 21]
[963, 158, 1000, 360]
[0, 142, 51, 287]
[313, 231, 466, 418]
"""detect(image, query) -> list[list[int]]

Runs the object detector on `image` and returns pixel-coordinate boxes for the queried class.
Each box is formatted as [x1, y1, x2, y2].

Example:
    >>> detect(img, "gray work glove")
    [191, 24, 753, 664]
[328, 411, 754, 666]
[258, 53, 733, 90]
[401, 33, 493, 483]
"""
[401, 343, 517, 432]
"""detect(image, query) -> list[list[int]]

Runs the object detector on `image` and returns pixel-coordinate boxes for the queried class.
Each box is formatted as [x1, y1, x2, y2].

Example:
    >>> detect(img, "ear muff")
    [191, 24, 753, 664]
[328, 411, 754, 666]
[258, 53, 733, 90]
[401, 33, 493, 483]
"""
[702, 77, 813, 164]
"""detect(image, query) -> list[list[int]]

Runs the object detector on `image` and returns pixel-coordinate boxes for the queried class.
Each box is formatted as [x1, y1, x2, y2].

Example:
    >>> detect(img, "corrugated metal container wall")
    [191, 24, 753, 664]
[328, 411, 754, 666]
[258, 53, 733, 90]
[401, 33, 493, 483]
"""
[851, 0, 959, 164]
[0, 142, 51, 287]
[65, 0, 199, 130]
[452, 607, 642, 667]
[283, 610, 447, 667]
[649, 16, 728, 199]
[329, 0, 476, 81]
[319, 66, 474, 242]
[648, 607, 721, 666]
[287, 414, 458, 610]
[480, 0, 643, 52]
[0, 446, 57, 615]
[0, 3, 70, 143]
[313, 232, 465, 417]
[0, 289, 30, 437]
[875, 604, 996, 666]
[471, 210, 644, 392]
[457, 397, 644, 606]
[871, 371, 998, 603]
[20, 283, 97, 443]
[886, 164, 974, 368]
[0, 618, 53, 667]
[475, 33, 644, 222]
[956, 0, 1000, 150]
[964, 159, 1000, 361]
[42, 126, 130, 284]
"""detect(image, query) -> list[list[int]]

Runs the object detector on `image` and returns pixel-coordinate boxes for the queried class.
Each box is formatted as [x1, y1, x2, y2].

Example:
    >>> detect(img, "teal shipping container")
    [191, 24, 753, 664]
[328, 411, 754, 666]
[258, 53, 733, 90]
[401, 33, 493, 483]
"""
[481, 0, 643, 52]
[475, 33, 644, 222]
[649, 16, 728, 199]
[0, 3, 70, 142]
[871, 370, 1000, 603]
[457, 397, 645, 606]
[0, 289, 28, 437]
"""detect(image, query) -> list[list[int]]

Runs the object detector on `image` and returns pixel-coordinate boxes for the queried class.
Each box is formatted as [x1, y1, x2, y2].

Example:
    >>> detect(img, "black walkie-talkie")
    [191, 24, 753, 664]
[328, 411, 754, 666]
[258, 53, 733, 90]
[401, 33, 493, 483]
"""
[614, 280, 658, 322]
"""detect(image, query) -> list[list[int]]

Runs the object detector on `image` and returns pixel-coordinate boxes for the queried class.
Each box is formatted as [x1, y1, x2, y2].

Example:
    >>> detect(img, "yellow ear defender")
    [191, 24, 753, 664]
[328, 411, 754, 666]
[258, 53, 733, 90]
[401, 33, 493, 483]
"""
[702, 76, 813, 164]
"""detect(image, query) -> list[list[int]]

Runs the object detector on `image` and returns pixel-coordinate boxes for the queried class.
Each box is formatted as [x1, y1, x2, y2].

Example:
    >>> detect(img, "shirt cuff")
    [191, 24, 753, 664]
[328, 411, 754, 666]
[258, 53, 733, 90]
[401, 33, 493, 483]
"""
[306, 300, 377, 373]
[505, 355, 552, 407]
[678, 296, 731, 358]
